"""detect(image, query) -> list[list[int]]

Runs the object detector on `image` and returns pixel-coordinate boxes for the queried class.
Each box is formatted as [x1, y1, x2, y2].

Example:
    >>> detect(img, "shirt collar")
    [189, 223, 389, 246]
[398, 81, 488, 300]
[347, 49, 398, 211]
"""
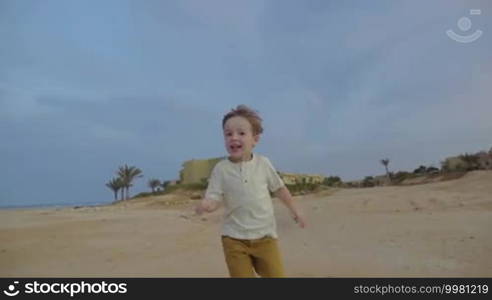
[227, 153, 255, 165]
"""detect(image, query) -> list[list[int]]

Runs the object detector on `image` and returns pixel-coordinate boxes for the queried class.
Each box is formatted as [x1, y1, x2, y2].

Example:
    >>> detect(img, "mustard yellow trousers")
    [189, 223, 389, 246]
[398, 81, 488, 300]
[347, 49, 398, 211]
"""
[221, 235, 285, 278]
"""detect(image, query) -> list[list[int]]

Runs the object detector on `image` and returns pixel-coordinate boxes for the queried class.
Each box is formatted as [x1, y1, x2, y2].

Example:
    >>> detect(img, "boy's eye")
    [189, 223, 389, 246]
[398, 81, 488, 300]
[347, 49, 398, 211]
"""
[240, 132, 245, 135]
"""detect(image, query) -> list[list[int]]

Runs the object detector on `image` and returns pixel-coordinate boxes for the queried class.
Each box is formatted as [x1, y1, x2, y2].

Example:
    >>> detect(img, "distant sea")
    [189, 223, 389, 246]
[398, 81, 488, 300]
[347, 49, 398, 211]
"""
[0, 200, 112, 210]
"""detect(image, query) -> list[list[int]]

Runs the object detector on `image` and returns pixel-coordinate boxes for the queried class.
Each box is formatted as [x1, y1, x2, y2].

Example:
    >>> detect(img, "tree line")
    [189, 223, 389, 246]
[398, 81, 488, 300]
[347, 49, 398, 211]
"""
[105, 165, 143, 201]
[105, 165, 173, 201]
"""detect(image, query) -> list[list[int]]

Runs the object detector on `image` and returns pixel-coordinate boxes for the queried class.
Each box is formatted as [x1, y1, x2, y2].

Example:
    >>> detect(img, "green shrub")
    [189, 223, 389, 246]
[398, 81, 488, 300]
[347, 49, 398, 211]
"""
[322, 176, 342, 187]
[362, 176, 375, 187]
[442, 153, 482, 172]
[459, 153, 481, 171]
[133, 190, 167, 198]
[413, 165, 427, 174]
[391, 171, 416, 184]
[426, 166, 439, 173]
[134, 182, 207, 198]
[285, 183, 320, 195]
[164, 182, 208, 194]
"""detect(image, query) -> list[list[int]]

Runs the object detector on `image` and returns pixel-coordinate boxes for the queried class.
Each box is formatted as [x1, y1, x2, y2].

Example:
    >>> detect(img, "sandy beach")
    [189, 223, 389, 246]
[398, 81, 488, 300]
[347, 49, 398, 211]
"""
[1, 170, 491, 277]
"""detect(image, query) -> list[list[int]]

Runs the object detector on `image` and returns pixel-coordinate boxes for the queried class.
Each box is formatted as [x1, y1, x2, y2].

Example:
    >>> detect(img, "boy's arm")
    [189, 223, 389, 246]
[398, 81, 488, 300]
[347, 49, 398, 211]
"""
[196, 164, 223, 215]
[274, 186, 306, 228]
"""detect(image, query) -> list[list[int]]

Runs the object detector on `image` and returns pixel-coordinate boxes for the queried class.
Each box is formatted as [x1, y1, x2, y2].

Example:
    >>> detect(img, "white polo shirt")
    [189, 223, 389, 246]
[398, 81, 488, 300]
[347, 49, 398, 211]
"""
[205, 153, 285, 239]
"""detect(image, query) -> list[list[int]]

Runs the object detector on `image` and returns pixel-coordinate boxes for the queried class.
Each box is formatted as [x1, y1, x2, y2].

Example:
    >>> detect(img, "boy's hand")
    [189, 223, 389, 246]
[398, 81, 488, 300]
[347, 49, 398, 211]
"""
[195, 201, 207, 215]
[195, 198, 217, 215]
[293, 214, 307, 228]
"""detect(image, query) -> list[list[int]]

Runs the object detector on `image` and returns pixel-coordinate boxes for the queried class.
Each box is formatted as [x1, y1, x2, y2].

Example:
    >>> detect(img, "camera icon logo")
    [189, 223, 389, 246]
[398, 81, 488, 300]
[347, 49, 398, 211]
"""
[3, 281, 20, 297]
[446, 9, 483, 43]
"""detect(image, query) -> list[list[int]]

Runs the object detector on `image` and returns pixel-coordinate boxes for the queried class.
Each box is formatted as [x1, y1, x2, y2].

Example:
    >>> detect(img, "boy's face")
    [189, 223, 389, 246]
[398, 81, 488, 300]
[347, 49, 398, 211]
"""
[223, 116, 259, 162]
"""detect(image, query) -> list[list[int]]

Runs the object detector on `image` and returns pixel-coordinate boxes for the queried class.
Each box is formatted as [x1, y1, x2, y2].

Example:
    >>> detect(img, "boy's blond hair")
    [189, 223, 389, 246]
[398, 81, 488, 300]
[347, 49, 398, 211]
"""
[222, 105, 264, 135]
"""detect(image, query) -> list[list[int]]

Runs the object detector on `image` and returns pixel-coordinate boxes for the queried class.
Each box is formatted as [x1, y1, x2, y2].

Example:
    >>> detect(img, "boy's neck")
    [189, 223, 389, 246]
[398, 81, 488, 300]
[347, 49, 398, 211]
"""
[228, 152, 254, 163]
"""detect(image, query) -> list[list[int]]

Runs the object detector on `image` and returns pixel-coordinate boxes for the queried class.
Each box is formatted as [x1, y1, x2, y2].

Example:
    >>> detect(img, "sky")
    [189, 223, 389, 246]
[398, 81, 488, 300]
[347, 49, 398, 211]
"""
[1, 0, 491, 208]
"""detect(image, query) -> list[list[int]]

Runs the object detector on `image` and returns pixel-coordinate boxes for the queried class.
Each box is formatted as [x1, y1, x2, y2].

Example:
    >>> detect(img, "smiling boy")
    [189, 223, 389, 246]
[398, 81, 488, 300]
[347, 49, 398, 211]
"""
[196, 105, 306, 277]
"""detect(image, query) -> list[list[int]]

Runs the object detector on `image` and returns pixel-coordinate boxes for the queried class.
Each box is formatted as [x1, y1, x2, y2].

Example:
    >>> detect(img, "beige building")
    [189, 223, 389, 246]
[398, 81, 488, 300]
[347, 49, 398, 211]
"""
[477, 151, 492, 170]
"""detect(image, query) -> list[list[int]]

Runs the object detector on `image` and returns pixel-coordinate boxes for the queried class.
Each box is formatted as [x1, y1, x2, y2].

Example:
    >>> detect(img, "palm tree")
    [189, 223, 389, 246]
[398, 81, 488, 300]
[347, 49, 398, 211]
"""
[105, 177, 124, 201]
[148, 178, 161, 193]
[117, 164, 143, 200]
[380, 158, 391, 181]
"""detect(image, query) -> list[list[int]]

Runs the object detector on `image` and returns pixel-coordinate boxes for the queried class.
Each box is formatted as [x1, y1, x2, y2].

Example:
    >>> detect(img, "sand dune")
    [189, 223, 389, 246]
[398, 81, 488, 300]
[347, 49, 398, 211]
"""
[1, 170, 491, 277]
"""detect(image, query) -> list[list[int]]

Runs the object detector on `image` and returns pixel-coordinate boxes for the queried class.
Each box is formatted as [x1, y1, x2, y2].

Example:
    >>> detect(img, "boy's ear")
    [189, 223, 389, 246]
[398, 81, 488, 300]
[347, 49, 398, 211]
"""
[253, 134, 260, 145]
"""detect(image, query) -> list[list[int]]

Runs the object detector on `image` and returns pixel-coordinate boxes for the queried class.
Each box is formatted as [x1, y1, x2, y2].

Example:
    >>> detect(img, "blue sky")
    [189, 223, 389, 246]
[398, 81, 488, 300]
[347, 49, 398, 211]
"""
[1, 0, 491, 207]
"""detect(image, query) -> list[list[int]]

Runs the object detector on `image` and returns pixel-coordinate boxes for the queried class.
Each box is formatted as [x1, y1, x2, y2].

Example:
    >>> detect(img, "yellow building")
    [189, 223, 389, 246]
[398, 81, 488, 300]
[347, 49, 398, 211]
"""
[179, 157, 224, 184]
[278, 172, 325, 185]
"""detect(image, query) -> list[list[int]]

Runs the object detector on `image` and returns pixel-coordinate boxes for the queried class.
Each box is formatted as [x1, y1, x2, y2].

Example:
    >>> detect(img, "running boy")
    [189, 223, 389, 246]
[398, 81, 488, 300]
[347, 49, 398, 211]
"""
[195, 105, 306, 277]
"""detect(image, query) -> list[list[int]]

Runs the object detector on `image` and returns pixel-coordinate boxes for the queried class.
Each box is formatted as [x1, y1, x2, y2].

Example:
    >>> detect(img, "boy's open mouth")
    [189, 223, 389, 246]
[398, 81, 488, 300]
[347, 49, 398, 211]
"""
[230, 144, 242, 151]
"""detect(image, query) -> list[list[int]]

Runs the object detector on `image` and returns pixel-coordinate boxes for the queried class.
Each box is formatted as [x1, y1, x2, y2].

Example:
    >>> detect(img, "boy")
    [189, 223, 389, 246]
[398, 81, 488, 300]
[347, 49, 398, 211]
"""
[195, 105, 306, 278]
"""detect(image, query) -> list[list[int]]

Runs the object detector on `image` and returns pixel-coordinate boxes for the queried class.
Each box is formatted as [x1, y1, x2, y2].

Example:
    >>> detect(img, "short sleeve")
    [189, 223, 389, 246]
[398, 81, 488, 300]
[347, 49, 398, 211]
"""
[204, 163, 224, 202]
[263, 157, 285, 193]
